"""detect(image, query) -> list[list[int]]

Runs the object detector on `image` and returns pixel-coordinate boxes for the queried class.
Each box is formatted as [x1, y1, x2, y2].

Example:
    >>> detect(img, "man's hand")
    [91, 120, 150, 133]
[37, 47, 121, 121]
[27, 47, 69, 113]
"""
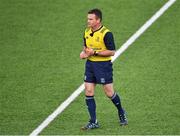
[85, 47, 94, 56]
[80, 51, 89, 59]
[80, 47, 95, 59]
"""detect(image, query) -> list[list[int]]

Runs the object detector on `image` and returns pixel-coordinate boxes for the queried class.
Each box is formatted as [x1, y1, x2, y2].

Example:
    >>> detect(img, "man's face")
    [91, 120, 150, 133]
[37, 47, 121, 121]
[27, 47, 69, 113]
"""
[87, 14, 100, 28]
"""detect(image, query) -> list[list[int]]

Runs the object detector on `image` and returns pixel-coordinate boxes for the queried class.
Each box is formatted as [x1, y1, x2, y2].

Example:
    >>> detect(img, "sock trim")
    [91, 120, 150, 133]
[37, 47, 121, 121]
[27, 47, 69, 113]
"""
[86, 95, 94, 100]
[111, 92, 117, 100]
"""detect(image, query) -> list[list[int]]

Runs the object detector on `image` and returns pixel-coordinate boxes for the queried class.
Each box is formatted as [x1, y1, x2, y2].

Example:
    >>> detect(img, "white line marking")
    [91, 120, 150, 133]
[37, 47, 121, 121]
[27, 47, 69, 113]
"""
[112, 0, 176, 62]
[30, 0, 176, 135]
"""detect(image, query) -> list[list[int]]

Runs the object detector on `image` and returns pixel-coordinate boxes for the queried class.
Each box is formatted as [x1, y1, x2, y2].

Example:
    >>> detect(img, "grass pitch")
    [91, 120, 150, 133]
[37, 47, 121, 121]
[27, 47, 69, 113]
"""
[0, 0, 179, 135]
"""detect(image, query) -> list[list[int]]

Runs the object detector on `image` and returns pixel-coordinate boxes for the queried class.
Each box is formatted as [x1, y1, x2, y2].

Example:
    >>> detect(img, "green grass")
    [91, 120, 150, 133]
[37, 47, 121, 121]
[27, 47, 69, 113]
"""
[0, 0, 179, 135]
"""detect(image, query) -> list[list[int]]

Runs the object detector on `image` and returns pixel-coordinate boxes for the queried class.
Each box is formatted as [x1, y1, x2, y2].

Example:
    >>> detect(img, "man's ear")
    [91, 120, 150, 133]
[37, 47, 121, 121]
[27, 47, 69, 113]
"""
[97, 18, 101, 23]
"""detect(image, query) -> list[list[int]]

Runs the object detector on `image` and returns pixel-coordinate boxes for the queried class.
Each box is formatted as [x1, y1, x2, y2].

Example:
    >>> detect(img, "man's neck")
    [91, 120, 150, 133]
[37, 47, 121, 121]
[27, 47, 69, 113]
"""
[91, 24, 102, 32]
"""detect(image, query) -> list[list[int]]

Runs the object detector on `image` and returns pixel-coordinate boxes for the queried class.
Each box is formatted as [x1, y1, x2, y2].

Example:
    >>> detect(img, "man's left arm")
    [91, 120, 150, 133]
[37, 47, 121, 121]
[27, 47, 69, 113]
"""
[94, 50, 115, 56]
[95, 32, 115, 56]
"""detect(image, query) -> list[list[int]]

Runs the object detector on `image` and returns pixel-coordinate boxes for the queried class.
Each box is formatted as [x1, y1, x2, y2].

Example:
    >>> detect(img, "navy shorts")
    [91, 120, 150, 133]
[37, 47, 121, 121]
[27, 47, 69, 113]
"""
[84, 60, 113, 84]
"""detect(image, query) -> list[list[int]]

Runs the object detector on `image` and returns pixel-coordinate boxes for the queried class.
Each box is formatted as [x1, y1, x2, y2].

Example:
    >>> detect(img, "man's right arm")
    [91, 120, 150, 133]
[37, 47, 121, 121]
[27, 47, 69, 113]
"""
[80, 46, 88, 59]
[80, 35, 94, 59]
[80, 36, 87, 59]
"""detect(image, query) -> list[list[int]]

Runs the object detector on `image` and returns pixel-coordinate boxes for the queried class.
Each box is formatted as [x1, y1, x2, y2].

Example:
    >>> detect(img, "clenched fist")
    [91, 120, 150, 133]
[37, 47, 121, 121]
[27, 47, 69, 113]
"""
[80, 47, 94, 59]
[85, 47, 94, 56]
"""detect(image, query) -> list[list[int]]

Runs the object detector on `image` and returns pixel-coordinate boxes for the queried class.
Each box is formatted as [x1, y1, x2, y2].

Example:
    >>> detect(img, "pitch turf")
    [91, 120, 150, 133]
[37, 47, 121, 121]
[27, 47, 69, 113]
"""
[0, 0, 179, 135]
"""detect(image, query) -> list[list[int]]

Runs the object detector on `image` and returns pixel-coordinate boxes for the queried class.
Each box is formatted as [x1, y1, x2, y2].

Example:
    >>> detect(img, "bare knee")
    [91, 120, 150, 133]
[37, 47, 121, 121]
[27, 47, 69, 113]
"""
[85, 88, 94, 96]
[85, 82, 95, 96]
[103, 83, 114, 98]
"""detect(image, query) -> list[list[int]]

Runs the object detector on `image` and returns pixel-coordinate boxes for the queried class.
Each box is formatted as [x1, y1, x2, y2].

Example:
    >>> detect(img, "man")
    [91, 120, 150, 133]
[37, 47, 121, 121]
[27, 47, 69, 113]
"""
[80, 9, 128, 130]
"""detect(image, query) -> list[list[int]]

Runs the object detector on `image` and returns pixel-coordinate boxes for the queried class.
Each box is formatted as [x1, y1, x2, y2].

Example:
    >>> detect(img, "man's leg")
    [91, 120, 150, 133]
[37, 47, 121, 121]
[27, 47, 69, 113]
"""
[103, 83, 124, 114]
[103, 83, 128, 126]
[85, 82, 96, 123]
[81, 82, 99, 130]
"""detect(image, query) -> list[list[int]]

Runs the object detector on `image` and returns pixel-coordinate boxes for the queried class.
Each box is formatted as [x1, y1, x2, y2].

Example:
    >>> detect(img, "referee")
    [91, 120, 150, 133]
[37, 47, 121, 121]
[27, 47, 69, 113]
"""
[80, 9, 128, 130]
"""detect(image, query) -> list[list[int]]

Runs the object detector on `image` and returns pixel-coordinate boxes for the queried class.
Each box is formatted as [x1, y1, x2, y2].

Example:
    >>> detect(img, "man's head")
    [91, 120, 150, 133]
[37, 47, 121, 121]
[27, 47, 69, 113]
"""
[87, 9, 102, 29]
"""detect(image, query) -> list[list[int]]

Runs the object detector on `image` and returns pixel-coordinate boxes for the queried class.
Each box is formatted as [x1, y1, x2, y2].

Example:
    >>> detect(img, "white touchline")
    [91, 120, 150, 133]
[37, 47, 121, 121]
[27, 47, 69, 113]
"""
[29, 0, 176, 135]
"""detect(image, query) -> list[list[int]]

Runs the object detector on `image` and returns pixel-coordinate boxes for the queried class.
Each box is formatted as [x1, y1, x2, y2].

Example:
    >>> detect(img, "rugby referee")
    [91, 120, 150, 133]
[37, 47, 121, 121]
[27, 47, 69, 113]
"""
[80, 8, 128, 130]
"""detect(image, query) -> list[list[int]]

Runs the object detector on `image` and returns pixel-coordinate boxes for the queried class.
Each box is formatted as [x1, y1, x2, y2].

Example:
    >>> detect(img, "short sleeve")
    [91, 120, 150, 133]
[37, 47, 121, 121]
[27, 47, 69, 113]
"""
[103, 32, 116, 50]
[83, 38, 87, 47]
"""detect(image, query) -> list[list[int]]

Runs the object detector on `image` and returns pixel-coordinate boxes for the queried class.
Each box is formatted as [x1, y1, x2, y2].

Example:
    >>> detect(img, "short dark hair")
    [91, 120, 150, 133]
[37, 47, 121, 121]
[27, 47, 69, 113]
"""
[88, 8, 102, 22]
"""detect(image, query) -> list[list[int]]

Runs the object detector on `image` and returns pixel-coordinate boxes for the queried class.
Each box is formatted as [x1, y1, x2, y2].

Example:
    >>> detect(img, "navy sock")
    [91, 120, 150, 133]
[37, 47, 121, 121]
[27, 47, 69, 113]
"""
[111, 92, 124, 115]
[86, 96, 96, 123]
